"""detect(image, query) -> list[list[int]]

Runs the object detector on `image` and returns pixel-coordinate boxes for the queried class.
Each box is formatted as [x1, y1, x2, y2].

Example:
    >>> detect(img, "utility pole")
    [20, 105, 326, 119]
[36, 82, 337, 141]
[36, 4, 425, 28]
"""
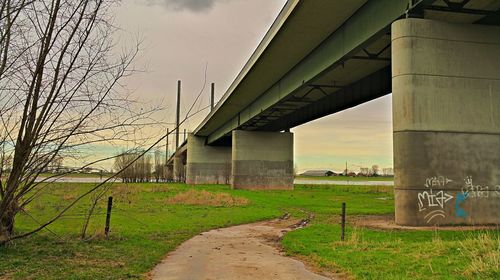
[210, 82, 215, 111]
[165, 128, 169, 163]
[176, 80, 181, 149]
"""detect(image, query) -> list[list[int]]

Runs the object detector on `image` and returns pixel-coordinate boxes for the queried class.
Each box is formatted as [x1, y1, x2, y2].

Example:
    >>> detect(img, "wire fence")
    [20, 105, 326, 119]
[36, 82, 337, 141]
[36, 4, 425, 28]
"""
[17, 188, 178, 243]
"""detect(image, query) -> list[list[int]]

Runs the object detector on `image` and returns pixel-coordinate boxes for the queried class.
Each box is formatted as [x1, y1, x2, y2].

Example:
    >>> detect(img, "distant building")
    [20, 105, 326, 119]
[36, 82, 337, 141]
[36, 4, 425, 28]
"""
[300, 170, 336, 177]
[346, 171, 357, 177]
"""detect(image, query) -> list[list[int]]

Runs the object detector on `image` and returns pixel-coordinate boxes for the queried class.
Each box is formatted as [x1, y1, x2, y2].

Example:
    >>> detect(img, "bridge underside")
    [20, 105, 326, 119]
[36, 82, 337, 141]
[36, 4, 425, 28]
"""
[168, 1, 500, 226]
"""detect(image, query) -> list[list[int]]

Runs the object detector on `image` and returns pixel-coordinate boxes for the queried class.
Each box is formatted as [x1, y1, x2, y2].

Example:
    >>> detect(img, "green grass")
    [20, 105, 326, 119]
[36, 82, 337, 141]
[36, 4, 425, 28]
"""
[295, 175, 394, 181]
[283, 224, 499, 280]
[0, 183, 497, 279]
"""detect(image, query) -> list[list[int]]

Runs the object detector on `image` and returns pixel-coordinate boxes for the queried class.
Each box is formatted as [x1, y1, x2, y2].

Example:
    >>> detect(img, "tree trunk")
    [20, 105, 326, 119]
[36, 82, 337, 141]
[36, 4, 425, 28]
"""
[0, 201, 16, 244]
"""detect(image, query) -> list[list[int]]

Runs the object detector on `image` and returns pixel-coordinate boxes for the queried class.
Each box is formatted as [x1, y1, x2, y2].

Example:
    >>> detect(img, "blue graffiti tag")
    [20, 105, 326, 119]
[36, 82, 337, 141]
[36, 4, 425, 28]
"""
[455, 192, 469, 218]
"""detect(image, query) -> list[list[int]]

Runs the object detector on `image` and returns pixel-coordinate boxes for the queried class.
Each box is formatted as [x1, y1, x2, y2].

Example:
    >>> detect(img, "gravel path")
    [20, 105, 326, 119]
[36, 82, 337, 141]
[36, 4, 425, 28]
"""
[151, 220, 330, 280]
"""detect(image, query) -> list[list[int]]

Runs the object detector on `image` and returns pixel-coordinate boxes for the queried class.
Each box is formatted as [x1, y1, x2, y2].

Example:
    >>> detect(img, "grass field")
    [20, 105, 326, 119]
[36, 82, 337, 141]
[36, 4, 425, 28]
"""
[295, 175, 394, 181]
[283, 224, 499, 279]
[0, 183, 497, 279]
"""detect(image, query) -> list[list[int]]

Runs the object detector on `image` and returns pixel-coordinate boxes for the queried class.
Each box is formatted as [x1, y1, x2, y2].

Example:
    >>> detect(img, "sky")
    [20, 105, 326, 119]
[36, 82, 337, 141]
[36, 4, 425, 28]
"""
[112, 0, 394, 172]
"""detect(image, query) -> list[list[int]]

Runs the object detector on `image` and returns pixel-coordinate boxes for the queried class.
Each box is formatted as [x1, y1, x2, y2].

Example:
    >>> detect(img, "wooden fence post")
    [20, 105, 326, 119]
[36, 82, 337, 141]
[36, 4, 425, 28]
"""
[105, 196, 113, 238]
[341, 202, 346, 241]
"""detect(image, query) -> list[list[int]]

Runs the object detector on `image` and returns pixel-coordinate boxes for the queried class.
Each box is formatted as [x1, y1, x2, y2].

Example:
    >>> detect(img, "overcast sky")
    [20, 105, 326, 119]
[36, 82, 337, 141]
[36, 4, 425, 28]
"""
[114, 0, 393, 172]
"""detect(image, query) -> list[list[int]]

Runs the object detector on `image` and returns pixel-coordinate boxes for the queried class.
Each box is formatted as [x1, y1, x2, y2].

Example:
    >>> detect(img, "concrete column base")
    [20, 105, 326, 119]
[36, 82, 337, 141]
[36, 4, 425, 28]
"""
[231, 130, 293, 190]
[392, 19, 500, 226]
[186, 134, 231, 185]
[173, 153, 186, 183]
[166, 164, 173, 181]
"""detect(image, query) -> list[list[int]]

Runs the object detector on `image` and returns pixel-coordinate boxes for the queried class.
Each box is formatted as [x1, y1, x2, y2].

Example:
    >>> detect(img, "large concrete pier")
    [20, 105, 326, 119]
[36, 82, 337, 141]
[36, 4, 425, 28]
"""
[231, 131, 294, 190]
[392, 19, 500, 226]
[173, 153, 186, 183]
[180, 131, 293, 189]
[186, 134, 231, 185]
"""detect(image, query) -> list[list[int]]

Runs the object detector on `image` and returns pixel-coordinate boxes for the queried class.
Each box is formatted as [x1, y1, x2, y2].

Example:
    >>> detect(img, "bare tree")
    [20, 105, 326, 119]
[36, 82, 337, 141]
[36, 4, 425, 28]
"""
[45, 155, 63, 173]
[80, 183, 110, 240]
[382, 167, 394, 177]
[0, 0, 157, 243]
[114, 152, 132, 183]
[114, 151, 153, 183]
[0, 154, 12, 175]
[153, 148, 165, 182]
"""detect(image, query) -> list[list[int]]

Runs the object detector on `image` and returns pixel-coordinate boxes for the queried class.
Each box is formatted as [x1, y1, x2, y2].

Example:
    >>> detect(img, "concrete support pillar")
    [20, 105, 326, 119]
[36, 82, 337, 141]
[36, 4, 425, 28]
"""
[231, 130, 293, 190]
[173, 153, 186, 183]
[186, 134, 231, 185]
[166, 163, 173, 181]
[392, 19, 500, 226]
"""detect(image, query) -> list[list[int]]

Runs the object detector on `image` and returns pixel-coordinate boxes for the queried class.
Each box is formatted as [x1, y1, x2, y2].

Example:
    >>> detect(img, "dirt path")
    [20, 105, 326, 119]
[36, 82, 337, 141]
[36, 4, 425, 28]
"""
[151, 219, 330, 280]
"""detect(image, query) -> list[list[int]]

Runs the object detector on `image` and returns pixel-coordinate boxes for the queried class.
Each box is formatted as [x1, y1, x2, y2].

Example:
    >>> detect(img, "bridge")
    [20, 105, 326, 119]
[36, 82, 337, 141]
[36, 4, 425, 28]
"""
[166, 0, 500, 226]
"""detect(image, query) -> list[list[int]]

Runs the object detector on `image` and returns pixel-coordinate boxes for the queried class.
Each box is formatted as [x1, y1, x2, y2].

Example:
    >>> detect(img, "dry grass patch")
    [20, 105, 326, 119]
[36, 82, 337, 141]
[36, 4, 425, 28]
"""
[62, 193, 76, 201]
[111, 184, 140, 195]
[332, 226, 366, 248]
[111, 184, 141, 204]
[147, 185, 169, 193]
[68, 253, 125, 268]
[0, 272, 13, 280]
[166, 190, 249, 207]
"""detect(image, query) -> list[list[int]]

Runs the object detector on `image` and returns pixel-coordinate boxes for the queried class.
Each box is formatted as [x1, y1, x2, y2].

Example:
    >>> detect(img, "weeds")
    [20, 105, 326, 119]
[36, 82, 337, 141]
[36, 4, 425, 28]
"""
[166, 190, 249, 207]
[459, 232, 500, 278]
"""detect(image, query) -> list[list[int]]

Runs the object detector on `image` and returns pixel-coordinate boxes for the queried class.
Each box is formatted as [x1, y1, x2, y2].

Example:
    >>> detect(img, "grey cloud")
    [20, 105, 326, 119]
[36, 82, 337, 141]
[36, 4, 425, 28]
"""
[144, 0, 229, 12]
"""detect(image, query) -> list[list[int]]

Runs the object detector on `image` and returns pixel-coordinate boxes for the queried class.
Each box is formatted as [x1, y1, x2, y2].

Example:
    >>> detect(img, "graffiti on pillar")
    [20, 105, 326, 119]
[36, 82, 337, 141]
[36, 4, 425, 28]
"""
[418, 176, 454, 224]
[462, 176, 489, 198]
[455, 192, 469, 218]
[424, 176, 452, 189]
[455, 176, 500, 218]
[418, 175, 497, 223]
